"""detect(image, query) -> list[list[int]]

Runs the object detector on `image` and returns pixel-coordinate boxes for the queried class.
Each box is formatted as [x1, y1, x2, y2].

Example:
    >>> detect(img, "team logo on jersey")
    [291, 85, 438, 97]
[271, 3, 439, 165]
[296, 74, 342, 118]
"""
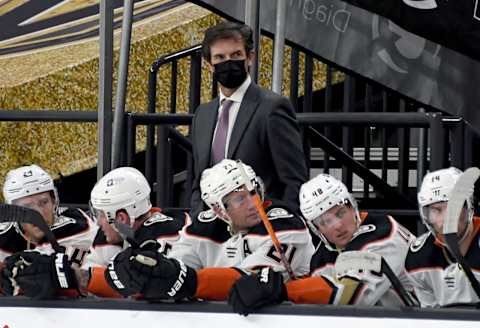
[197, 209, 217, 223]
[143, 213, 173, 226]
[402, 0, 437, 9]
[0, 222, 13, 235]
[352, 224, 376, 238]
[51, 216, 76, 229]
[266, 208, 293, 220]
[410, 232, 430, 253]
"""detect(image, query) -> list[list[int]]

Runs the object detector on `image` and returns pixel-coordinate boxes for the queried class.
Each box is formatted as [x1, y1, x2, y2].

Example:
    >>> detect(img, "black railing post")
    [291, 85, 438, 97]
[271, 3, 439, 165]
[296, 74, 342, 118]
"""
[449, 118, 465, 169]
[146, 60, 162, 185]
[189, 50, 202, 113]
[156, 125, 172, 207]
[126, 113, 136, 167]
[397, 99, 410, 195]
[342, 75, 355, 190]
[290, 48, 299, 112]
[428, 113, 446, 170]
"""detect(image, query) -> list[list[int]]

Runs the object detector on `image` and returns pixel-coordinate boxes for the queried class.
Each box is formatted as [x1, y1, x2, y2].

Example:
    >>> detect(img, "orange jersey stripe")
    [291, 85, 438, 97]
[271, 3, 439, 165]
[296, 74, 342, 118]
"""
[194, 267, 242, 301]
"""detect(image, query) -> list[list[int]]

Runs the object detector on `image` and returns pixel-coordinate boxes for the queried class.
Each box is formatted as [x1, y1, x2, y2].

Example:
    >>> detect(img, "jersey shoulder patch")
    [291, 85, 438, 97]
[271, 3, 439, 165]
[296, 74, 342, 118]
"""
[405, 232, 447, 271]
[309, 242, 338, 273]
[185, 216, 231, 243]
[0, 224, 27, 253]
[135, 211, 186, 243]
[0, 222, 14, 235]
[51, 208, 90, 240]
[266, 208, 294, 220]
[347, 213, 392, 250]
[249, 208, 306, 236]
[143, 213, 174, 225]
[409, 232, 431, 253]
[197, 209, 217, 222]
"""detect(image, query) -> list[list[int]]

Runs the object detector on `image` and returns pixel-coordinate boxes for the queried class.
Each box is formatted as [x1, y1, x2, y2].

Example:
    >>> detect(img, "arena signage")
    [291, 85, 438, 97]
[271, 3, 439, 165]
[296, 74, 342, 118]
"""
[194, 0, 480, 133]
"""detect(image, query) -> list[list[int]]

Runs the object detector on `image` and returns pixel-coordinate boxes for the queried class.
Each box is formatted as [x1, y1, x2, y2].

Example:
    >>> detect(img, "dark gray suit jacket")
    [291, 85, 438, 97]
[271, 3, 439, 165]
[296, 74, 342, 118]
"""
[190, 82, 308, 217]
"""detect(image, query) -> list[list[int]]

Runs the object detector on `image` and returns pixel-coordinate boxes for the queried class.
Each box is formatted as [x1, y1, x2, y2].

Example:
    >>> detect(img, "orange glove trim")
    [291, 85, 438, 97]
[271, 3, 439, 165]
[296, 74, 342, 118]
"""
[285, 276, 334, 304]
[87, 267, 122, 298]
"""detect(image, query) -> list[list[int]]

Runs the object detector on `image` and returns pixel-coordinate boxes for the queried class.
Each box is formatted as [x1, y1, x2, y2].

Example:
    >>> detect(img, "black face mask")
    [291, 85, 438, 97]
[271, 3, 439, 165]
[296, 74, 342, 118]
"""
[213, 59, 248, 89]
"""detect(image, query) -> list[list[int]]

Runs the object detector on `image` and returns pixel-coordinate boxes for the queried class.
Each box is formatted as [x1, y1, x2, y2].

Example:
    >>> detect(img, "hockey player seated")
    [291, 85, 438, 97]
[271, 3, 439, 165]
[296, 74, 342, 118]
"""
[83, 166, 186, 269]
[406, 167, 480, 307]
[0, 165, 96, 279]
[228, 174, 417, 315]
[55, 159, 315, 301]
[0, 166, 186, 299]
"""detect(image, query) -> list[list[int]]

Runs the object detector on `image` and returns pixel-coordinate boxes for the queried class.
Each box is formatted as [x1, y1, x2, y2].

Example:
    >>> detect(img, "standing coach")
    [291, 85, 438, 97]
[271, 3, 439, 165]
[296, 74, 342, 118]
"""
[190, 21, 307, 218]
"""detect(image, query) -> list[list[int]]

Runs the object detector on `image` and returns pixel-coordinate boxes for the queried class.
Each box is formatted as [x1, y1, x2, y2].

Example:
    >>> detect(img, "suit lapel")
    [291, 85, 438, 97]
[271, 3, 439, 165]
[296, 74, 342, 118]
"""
[228, 83, 261, 158]
[198, 98, 219, 169]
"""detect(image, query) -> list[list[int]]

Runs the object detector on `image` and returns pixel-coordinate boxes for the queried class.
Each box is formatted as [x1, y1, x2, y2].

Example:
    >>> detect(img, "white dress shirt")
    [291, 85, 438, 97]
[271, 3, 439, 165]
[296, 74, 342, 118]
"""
[212, 75, 252, 157]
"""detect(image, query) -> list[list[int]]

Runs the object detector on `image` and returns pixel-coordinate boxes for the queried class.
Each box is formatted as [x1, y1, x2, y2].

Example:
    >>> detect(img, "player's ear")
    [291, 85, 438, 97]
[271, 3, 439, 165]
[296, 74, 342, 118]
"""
[213, 204, 228, 221]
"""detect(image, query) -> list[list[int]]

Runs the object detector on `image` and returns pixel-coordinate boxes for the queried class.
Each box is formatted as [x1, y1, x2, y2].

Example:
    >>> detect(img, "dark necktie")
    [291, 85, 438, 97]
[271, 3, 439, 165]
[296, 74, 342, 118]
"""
[211, 99, 234, 164]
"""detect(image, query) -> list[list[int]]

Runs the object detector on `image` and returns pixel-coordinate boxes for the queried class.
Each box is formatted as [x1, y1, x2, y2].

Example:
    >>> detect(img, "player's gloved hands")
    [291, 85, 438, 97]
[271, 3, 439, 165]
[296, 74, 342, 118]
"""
[1, 251, 77, 299]
[228, 267, 287, 316]
[104, 247, 197, 300]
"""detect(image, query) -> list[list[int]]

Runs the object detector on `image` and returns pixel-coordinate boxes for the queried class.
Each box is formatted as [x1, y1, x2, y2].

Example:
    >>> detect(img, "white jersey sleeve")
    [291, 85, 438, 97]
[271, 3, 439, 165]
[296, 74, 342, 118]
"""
[405, 223, 480, 307]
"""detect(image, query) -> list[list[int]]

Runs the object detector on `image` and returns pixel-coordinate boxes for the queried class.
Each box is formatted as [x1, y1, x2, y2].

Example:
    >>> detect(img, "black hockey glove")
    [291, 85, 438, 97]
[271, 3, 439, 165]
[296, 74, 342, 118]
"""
[1, 251, 77, 299]
[228, 267, 287, 316]
[105, 247, 197, 300]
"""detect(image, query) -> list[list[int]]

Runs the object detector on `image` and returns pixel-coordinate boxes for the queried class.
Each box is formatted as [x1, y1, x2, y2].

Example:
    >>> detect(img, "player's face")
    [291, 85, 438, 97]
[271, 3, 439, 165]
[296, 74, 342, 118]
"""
[314, 204, 357, 249]
[223, 187, 261, 232]
[13, 191, 55, 243]
[427, 201, 468, 237]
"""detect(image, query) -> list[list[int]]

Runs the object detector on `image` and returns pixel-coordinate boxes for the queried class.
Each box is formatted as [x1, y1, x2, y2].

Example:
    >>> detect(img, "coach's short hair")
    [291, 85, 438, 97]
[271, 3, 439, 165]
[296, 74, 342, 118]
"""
[201, 21, 254, 62]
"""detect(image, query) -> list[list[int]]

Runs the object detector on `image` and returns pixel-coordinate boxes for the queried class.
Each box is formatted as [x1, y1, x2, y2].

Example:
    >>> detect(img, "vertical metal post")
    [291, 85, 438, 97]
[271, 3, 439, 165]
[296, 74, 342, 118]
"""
[145, 66, 158, 185]
[126, 114, 135, 166]
[428, 113, 445, 170]
[381, 91, 388, 181]
[303, 55, 313, 113]
[397, 99, 409, 195]
[170, 60, 178, 114]
[97, 0, 114, 179]
[189, 50, 202, 113]
[324, 66, 333, 174]
[464, 127, 474, 168]
[289, 48, 299, 111]
[272, 0, 287, 94]
[112, 0, 134, 169]
[417, 107, 428, 189]
[342, 76, 355, 190]
[449, 118, 465, 169]
[156, 125, 172, 207]
[363, 83, 372, 199]
[245, 0, 260, 82]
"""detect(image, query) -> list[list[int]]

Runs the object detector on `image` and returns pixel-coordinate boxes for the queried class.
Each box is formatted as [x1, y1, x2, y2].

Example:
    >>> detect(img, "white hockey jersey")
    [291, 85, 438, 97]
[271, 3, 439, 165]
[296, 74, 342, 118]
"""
[0, 207, 97, 266]
[405, 217, 480, 307]
[82, 208, 187, 269]
[169, 200, 314, 279]
[310, 212, 415, 307]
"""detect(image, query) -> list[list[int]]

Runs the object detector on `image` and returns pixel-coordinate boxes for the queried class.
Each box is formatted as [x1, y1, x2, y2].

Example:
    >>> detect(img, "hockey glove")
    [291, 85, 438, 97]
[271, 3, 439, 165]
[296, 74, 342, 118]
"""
[104, 247, 197, 300]
[228, 267, 287, 316]
[1, 251, 77, 299]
